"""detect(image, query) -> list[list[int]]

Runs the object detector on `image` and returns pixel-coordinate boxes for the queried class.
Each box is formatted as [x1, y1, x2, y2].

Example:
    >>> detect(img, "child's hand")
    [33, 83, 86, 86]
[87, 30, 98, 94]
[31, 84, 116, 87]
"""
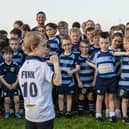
[66, 70, 74, 76]
[11, 83, 17, 89]
[78, 81, 83, 88]
[7, 84, 12, 90]
[92, 80, 96, 87]
[50, 55, 59, 64]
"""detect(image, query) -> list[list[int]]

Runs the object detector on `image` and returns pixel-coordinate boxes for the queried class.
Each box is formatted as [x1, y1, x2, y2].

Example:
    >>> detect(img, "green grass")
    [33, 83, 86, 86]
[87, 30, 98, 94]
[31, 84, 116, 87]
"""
[0, 115, 129, 129]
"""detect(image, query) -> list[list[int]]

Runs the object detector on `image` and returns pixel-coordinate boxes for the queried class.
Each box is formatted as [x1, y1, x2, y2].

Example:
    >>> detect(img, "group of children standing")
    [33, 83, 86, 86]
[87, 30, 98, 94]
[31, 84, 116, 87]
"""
[0, 11, 129, 126]
[0, 38, 24, 119]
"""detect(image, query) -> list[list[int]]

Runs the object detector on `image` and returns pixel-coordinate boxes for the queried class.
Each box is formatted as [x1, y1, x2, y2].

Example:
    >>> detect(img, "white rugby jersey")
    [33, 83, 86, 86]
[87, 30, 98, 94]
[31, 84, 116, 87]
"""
[18, 56, 55, 122]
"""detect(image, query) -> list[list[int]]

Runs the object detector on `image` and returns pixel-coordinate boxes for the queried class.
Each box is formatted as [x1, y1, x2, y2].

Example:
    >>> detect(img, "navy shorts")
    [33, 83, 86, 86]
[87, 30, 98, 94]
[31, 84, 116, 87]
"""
[57, 86, 75, 95]
[2, 86, 21, 98]
[78, 87, 94, 95]
[96, 77, 117, 95]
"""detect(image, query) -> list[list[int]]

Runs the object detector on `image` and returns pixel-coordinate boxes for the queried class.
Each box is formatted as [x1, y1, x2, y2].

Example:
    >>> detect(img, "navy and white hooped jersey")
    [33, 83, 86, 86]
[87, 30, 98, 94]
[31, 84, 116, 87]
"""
[108, 47, 121, 73]
[71, 42, 80, 56]
[78, 55, 94, 87]
[0, 61, 19, 84]
[47, 37, 60, 56]
[119, 56, 129, 88]
[13, 52, 24, 66]
[18, 56, 55, 122]
[89, 44, 100, 55]
[89, 50, 117, 78]
[59, 52, 80, 87]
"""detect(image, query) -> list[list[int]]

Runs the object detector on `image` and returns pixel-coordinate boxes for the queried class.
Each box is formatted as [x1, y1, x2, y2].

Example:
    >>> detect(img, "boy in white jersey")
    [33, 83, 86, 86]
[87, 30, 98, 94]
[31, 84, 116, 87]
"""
[18, 32, 61, 129]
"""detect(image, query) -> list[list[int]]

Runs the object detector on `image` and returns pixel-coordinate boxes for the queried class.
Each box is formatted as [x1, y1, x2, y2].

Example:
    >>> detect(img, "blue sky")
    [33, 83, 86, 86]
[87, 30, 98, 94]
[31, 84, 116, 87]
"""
[0, 0, 129, 32]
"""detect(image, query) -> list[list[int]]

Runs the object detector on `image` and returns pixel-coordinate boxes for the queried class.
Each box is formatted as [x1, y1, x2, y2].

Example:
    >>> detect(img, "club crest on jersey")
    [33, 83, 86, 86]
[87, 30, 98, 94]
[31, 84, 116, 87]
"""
[97, 89, 101, 94]
[10, 67, 15, 72]
[82, 88, 87, 94]
[4, 92, 7, 96]
[119, 89, 125, 97]
[3, 69, 6, 72]
[70, 90, 74, 94]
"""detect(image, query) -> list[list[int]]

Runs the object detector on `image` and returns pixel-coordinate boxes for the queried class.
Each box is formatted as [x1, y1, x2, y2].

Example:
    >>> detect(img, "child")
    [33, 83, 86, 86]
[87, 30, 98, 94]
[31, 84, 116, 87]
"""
[75, 40, 95, 116]
[89, 30, 100, 54]
[0, 46, 21, 119]
[9, 38, 24, 66]
[44, 44, 58, 109]
[13, 20, 24, 30]
[85, 20, 95, 30]
[10, 28, 23, 46]
[58, 37, 80, 118]
[87, 32, 117, 122]
[57, 21, 69, 40]
[0, 39, 7, 63]
[21, 24, 31, 39]
[81, 20, 95, 40]
[0, 30, 9, 46]
[95, 24, 102, 33]
[105, 32, 123, 119]
[110, 32, 123, 51]
[0, 39, 7, 118]
[85, 27, 95, 45]
[37, 25, 47, 39]
[118, 36, 129, 123]
[0, 30, 8, 39]
[45, 23, 60, 56]
[69, 28, 81, 55]
[18, 32, 61, 129]
[9, 37, 25, 114]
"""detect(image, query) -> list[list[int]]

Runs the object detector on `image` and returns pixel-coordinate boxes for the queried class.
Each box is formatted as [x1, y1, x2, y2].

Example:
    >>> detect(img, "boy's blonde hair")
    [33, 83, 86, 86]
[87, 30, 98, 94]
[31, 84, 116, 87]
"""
[93, 30, 100, 37]
[23, 32, 46, 53]
[69, 27, 81, 35]
[9, 37, 18, 43]
[124, 36, 129, 43]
